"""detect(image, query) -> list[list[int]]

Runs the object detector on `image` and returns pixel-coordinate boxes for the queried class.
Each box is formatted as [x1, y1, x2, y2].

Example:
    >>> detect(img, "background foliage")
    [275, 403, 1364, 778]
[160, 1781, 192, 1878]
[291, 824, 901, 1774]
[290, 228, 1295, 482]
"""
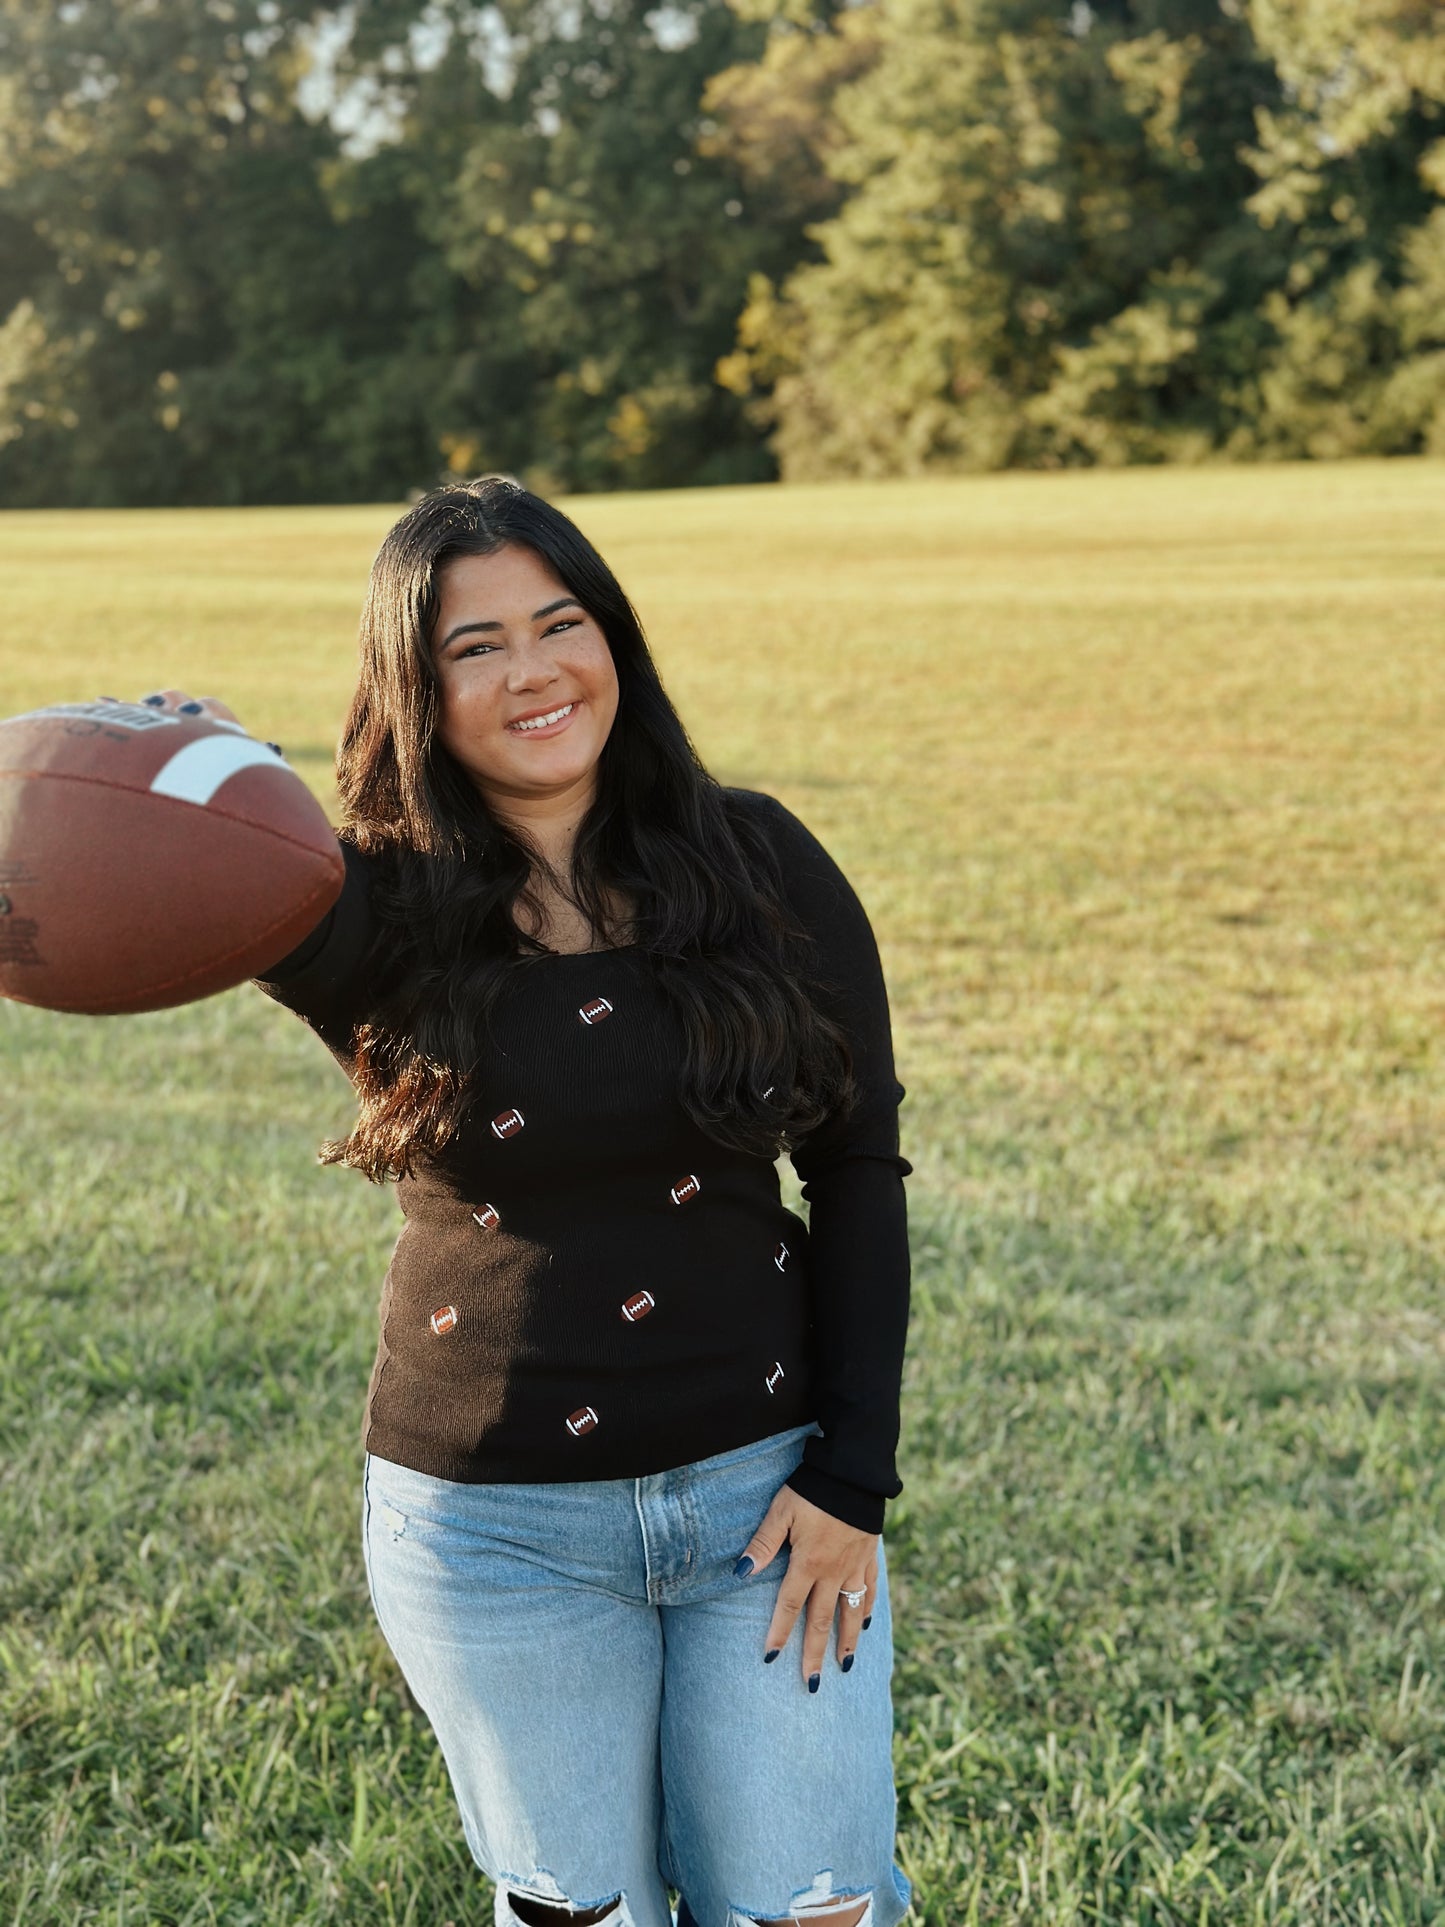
[1, 0, 1444, 499]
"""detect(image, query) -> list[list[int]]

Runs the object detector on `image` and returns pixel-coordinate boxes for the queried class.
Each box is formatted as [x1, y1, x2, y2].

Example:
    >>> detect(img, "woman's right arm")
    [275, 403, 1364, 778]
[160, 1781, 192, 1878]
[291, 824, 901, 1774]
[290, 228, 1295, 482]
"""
[250, 837, 377, 1048]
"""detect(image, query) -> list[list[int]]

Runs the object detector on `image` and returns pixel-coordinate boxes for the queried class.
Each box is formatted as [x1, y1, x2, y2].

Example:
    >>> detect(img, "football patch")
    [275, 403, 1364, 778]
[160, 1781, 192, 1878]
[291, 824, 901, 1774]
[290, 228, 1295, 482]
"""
[566, 1405, 599, 1438]
[669, 1174, 701, 1206]
[491, 1107, 525, 1140]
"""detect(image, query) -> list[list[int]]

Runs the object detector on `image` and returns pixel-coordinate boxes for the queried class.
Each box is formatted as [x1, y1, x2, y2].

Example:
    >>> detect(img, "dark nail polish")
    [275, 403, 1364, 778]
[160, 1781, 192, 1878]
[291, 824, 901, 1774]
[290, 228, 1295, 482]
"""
[142, 694, 166, 706]
[862, 1614, 872, 1631]
[178, 701, 203, 715]
[763, 1648, 780, 1664]
[265, 742, 283, 757]
[808, 1673, 820, 1693]
[841, 1653, 855, 1673]
[733, 1555, 754, 1578]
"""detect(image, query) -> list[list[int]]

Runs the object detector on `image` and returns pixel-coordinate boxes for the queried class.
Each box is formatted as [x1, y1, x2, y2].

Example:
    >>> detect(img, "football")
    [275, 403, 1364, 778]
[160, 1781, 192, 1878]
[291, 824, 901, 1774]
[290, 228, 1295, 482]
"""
[621, 1290, 655, 1323]
[565, 1405, 599, 1438]
[491, 1107, 525, 1140]
[471, 1202, 501, 1231]
[669, 1174, 701, 1206]
[0, 700, 344, 1016]
[430, 1305, 460, 1337]
[578, 996, 612, 1025]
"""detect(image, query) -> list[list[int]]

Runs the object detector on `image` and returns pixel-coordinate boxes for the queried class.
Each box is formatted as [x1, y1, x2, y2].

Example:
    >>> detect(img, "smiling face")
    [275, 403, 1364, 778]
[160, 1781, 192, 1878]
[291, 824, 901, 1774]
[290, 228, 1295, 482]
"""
[430, 544, 620, 823]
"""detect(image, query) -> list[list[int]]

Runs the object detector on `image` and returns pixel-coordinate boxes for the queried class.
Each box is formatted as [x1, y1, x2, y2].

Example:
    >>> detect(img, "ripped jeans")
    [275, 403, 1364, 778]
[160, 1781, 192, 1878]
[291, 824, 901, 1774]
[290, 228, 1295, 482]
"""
[361, 1421, 912, 1927]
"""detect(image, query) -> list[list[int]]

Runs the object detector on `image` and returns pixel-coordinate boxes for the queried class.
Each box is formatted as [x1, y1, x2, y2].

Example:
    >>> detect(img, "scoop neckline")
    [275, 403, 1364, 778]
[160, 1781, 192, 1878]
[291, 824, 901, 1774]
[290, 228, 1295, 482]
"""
[530, 943, 640, 960]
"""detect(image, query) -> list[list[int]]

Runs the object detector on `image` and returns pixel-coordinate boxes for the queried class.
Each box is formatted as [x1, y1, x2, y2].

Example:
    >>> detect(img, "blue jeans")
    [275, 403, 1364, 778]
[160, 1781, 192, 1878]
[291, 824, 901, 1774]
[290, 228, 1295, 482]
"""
[361, 1421, 912, 1927]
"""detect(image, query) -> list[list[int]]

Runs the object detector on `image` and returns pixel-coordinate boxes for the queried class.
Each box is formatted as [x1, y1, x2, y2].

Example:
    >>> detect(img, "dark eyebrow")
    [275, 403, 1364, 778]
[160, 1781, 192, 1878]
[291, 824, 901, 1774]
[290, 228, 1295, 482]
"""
[438, 597, 582, 653]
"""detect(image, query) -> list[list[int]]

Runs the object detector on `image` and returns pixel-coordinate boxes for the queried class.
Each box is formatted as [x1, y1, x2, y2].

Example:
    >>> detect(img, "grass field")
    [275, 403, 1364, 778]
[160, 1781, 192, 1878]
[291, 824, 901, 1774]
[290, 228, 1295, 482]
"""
[2, 460, 1444, 1924]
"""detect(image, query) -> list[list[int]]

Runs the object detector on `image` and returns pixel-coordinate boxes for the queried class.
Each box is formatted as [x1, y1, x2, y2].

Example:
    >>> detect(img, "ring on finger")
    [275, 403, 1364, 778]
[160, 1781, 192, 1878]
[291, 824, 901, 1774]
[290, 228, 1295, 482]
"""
[841, 1586, 866, 1608]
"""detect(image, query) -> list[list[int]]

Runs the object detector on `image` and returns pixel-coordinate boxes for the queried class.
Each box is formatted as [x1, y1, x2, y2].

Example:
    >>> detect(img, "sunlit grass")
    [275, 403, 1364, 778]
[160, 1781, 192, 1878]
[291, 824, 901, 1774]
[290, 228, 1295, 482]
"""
[2, 459, 1444, 1922]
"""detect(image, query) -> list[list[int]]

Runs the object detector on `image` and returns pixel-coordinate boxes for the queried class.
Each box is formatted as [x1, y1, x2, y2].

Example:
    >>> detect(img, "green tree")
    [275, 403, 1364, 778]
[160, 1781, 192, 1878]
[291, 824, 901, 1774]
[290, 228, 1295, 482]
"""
[1237, 0, 1445, 457]
[0, 0, 462, 505]
[720, 0, 1281, 474]
[719, 0, 1445, 475]
[0, 0, 822, 501]
[385, 0, 799, 491]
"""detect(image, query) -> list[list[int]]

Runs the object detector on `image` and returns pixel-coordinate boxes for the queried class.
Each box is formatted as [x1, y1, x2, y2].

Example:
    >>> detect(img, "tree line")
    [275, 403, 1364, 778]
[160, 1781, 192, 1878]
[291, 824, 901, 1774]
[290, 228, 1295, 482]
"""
[0, 0, 1441, 506]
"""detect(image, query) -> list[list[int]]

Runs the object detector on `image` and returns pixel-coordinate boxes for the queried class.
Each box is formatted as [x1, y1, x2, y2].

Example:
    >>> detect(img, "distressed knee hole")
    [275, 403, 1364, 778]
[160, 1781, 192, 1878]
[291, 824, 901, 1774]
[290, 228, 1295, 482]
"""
[746, 1896, 872, 1927]
[507, 1890, 623, 1927]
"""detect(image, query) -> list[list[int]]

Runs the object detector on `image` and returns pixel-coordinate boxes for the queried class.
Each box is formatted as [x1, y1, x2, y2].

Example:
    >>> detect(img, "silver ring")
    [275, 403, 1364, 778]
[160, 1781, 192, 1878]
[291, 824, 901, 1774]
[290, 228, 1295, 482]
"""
[842, 1587, 866, 1609]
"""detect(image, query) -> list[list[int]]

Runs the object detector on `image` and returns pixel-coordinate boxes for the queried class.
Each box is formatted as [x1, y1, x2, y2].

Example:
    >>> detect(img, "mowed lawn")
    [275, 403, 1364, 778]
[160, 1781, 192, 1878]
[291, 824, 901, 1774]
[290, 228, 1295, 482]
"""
[2, 460, 1444, 1925]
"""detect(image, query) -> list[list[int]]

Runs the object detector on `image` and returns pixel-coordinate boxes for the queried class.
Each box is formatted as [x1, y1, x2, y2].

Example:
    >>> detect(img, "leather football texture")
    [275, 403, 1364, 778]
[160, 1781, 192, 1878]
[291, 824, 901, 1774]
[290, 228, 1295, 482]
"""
[0, 700, 345, 1014]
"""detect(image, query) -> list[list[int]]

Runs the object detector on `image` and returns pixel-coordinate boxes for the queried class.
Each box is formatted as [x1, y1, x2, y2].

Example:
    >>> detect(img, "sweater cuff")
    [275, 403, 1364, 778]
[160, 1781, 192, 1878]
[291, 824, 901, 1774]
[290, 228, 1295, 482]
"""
[783, 1463, 888, 1535]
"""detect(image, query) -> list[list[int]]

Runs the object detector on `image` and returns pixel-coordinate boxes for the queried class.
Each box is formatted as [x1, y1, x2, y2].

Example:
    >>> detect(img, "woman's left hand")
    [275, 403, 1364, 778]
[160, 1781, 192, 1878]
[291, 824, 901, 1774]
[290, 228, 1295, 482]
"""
[735, 1486, 878, 1689]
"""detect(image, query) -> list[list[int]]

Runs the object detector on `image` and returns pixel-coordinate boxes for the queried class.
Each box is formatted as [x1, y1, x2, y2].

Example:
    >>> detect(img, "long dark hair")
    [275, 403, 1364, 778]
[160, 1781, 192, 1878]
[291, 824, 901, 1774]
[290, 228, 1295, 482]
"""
[320, 475, 856, 1183]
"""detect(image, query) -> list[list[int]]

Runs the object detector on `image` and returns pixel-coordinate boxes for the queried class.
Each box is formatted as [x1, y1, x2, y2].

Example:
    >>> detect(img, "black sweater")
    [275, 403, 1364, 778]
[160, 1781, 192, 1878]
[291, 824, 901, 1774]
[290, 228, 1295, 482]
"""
[254, 788, 911, 1533]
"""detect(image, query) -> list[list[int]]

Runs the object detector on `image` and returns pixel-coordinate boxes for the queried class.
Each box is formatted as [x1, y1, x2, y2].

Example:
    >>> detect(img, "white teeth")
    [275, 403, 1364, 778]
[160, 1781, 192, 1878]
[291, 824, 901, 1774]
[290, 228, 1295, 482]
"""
[510, 702, 574, 732]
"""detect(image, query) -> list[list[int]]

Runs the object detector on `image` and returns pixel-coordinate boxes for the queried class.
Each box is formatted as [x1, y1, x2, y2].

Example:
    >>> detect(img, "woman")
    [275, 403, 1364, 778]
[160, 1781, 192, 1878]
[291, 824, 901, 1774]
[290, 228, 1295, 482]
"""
[153, 476, 914, 1927]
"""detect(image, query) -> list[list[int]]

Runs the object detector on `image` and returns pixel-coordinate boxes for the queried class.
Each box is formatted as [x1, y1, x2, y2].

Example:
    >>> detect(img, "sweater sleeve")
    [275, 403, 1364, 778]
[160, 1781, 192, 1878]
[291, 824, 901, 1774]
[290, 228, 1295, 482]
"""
[250, 838, 379, 1052]
[754, 794, 912, 1537]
